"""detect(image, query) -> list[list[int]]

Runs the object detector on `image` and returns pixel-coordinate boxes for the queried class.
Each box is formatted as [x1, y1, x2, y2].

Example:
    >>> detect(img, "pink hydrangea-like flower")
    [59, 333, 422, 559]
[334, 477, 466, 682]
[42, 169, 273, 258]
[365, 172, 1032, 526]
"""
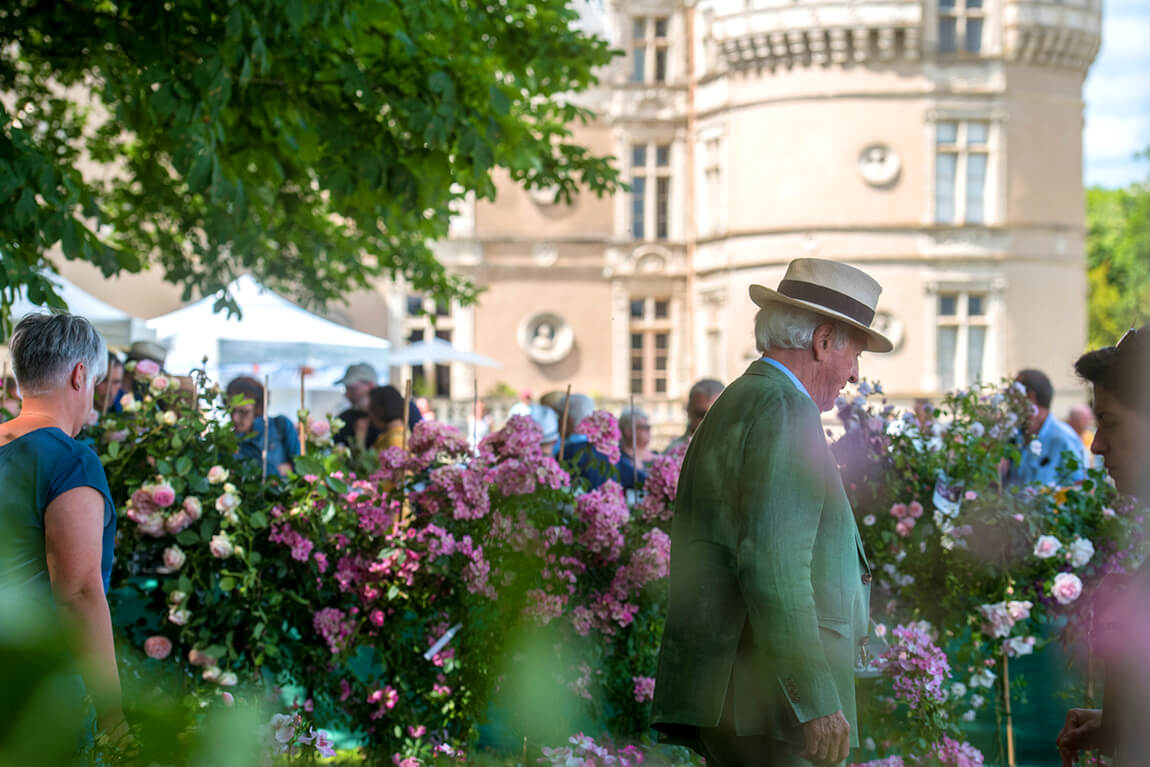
[931, 736, 985, 766]
[408, 420, 472, 470]
[1051, 572, 1083, 605]
[908, 500, 924, 519]
[632, 676, 656, 703]
[478, 415, 545, 461]
[314, 608, 355, 654]
[895, 518, 915, 537]
[428, 465, 490, 520]
[408, 725, 426, 738]
[890, 503, 908, 519]
[575, 410, 621, 465]
[576, 480, 629, 561]
[874, 623, 950, 711]
[636, 444, 686, 522]
[144, 635, 172, 659]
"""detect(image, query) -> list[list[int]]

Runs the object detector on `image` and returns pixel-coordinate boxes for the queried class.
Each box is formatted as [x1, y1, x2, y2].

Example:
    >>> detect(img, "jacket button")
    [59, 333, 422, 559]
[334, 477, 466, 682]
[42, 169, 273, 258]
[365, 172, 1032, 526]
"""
[861, 573, 872, 585]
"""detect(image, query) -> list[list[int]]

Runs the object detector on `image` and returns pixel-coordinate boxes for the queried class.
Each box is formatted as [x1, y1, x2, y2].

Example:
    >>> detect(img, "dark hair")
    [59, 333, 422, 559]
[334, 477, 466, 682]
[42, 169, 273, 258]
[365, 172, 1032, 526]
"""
[368, 385, 406, 424]
[108, 351, 123, 369]
[1015, 369, 1053, 410]
[1075, 325, 1150, 413]
[225, 376, 264, 415]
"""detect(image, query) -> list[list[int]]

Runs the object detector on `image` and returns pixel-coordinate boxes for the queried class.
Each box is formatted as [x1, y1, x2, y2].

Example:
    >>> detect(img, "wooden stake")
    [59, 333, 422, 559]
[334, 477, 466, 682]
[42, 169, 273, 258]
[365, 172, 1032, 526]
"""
[557, 383, 573, 461]
[400, 379, 413, 525]
[1002, 652, 1016, 767]
[472, 376, 479, 448]
[261, 375, 271, 483]
[298, 368, 307, 457]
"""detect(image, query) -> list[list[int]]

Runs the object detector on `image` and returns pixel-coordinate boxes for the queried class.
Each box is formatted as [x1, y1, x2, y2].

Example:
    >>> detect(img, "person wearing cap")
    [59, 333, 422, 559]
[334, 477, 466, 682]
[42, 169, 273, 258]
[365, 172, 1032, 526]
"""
[652, 258, 892, 767]
[333, 363, 380, 450]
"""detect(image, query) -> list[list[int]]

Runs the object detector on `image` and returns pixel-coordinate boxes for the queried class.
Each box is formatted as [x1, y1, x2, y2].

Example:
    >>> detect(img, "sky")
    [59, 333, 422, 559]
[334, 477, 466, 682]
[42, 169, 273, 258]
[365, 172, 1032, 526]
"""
[1083, 0, 1150, 188]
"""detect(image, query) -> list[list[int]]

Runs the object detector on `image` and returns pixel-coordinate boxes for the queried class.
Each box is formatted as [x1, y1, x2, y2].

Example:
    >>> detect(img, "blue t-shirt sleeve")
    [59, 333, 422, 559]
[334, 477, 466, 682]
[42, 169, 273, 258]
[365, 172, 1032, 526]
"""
[280, 416, 301, 461]
[45, 442, 115, 528]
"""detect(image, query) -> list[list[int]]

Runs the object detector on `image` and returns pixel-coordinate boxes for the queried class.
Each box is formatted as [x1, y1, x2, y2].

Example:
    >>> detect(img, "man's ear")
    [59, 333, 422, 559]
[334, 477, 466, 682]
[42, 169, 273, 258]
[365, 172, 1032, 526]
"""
[811, 324, 835, 361]
[70, 362, 86, 391]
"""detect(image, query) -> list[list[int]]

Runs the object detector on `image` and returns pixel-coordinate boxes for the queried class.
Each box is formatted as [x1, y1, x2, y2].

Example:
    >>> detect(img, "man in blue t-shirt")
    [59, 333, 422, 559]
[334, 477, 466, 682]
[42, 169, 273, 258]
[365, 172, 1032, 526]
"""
[1008, 368, 1087, 487]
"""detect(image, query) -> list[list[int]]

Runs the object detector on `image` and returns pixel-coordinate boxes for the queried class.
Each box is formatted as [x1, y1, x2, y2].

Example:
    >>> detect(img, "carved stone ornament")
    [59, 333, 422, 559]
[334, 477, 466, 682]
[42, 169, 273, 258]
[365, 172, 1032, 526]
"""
[518, 311, 575, 365]
[527, 184, 561, 206]
[872, 310, 906, 353]
[858, 144, 901, 188]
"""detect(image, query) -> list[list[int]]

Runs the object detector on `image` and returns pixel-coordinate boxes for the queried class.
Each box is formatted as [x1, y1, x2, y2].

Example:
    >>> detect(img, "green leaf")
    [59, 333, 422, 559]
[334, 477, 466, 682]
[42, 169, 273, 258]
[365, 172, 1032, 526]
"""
[205, 644, 227, 659]
[326, 475, 348, 495]
[387, 584, 399, 600]
[155, 459, 172, 475]
[321, 503, 336, 523]
[175, 456, 193, 476]
[107, 440, 121, 459]
[189, 476, 209, 494]
[285, 0, 305, 33]
[218, 576, 236, 592]
[248, 510, 268, 530]
[176, 529, 200, 546]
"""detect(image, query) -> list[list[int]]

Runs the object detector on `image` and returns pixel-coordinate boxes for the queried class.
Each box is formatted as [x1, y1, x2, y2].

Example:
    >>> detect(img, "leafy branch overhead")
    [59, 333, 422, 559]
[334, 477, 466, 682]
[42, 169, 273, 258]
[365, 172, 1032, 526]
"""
[0, 0, 622, 332]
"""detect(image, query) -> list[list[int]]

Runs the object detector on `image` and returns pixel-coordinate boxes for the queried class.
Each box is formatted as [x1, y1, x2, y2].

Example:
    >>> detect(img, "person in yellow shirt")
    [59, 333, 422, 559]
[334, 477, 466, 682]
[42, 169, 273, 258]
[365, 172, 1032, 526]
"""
[368, 385, 407, 451]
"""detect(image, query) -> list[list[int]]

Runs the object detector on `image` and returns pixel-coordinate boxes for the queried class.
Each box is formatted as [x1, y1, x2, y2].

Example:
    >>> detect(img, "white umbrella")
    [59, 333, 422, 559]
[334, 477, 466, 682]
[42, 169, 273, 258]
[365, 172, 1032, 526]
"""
[387, 337, 501, 368]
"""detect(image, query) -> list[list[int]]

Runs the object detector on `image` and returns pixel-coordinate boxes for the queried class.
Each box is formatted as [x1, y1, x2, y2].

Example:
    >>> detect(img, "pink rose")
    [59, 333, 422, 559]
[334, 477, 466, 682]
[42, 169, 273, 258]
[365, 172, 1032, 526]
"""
[408, 725, 426, 738]
[908, 500, 924, 519]
[1051, 572, 1083, 605]
[308, 418, 331, 439]
[144, 635, 172, 659]
[134, 359, 160, 379]
[964, 490, 979, 501]
[202, 666, 222, 682]
[215, 492, 240, 517]
[1034, 535, 1062, 560]
[207, 465, 229, 485]
[137, 514, 166, 538]
[165, 511, 192, 535]
[149, 375, 170, 392]
[162, 545, 186, 571]
[183, 495, 203, 521]
[218, 671, 238, 687]
[188, 648, 214, 667]
[220, 691, 235, 706]
[890, 503, 908, 519]
[168, 606, 190, 626]
[151, 483, 176, 508]
[209, 533, 234, 559]
[895, 518, 916, 537]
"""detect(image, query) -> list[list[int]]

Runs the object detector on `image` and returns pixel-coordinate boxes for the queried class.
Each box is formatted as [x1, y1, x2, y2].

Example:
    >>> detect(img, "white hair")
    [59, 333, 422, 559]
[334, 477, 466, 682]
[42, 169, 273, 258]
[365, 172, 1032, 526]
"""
[754, 302, 853, 353]
[10, 312, 108, 396]
[618, 407, 649, 435]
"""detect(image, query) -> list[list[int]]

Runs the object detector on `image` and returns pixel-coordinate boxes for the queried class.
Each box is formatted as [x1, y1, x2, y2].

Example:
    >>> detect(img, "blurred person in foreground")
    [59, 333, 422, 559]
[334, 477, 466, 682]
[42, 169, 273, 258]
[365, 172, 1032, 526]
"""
[0, 313, 127, 744]
[667, 378, 725, 452]
[333, 362, 379, 449]
[1066, 403, 1097, 469]
[1056, 324, 1150, 767]
[652, 259, 892, 767]
[93, 351, 123, 414]
[225, 376, 299, 478]
[1, 375, 20, 420]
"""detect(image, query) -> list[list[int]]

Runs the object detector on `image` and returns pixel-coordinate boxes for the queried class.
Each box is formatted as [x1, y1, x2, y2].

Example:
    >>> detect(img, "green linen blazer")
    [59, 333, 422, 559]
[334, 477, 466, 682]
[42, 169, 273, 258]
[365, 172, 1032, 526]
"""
[651, 360, 871, 747]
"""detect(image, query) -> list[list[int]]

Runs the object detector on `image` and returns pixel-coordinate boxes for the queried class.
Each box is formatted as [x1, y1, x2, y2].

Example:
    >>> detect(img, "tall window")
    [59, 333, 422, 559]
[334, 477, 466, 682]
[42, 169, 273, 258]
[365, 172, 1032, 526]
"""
[631, 143, 671, 240]
[939, 0, 984, 54]
[631, 16, 669, 83]
[935, 120, 989, 224]
[434, 329, 452, 398]
[630, 297, 671, 396]
[936, 291, 988, 391]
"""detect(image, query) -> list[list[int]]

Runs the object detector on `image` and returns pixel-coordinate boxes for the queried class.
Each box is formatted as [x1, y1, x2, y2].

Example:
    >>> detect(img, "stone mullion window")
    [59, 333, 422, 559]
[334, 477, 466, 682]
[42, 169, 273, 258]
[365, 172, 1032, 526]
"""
[629, 296, 671, 396]
[936, 291, 989, 391]
[935, 120, 990, 225]
[630, 142, 672, 241]
[631, 16, 670, 83]
[939, 0, 985, 55]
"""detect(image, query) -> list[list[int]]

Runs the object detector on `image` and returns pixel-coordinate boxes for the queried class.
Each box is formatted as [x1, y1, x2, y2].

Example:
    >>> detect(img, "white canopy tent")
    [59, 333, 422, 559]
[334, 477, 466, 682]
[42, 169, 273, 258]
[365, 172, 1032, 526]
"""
[8, 276, 151, 348]
[146, 275, 390, 417]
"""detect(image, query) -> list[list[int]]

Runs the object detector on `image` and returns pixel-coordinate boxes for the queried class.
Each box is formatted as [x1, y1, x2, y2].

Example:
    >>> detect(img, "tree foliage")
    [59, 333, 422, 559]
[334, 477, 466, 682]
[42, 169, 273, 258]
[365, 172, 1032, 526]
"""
[1086, 155, 1150, 348]
[0, 0, 621, 333]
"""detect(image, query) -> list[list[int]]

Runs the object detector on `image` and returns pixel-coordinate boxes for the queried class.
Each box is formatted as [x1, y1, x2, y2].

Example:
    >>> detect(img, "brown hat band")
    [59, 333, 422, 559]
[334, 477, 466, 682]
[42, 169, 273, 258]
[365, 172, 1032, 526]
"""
[778, 279, 876, 327]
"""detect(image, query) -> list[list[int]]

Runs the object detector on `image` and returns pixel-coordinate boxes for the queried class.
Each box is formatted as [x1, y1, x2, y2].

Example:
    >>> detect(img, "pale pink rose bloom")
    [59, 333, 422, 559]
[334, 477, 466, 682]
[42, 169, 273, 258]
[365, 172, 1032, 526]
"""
[201, 666, 222, 682]
[207, 465, 229, 485]
[890, 503, 908, 519]
[215, 492, 240, 515]
[314, 729, 336, 758]
[86, 409, 100, 426]
[862, 514, 876, 527]
[135, 359, 160, 379]
[218, 671, 238, 687]
[874, 623, 888, 639]
[1005, 600, 1033, 622]
[164, 511, 192, 535]
[168, 606, 190, 626]
[1033, 535, 1062, 559]
[1004, 636, 1036, 657]
[149, 375, 170, 392]
[308, 418, 331, 439]
[144, 636, 173, 659]
[219, 691, 235, 706]
[1013, 513, 1026, 522]
[209, 533, 234, 559]
[169, 589, 187, 604]
[895, 518, 915, 537]
[138, 514, 166, 538]
[162, 545, 186, 571]
[908, 500, 924, 519]
[183, 496, 203, 521]
[1051, 572, 1083, 605]
[964, 490, 979, 501]
[271, 714, 295, 744]
[151, 483, 176, 508]
[1102, 507, 1116, 518]
[104, 429, 128, 443]
[188, 648, 214, 667]
[978, 602, 1014, 638]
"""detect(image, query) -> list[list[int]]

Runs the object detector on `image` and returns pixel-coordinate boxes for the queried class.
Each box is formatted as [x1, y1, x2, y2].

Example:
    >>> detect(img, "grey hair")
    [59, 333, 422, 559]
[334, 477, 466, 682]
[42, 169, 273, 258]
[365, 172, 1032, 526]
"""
[9, 312, 108, 396]
[560, 393, 595, 428]
[754, 302, 853, 353]
[618, 407, 649, 435]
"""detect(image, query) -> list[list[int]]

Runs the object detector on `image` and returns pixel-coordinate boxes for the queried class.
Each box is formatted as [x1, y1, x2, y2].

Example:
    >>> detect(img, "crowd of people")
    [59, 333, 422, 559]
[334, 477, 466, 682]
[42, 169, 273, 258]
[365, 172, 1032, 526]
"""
[1, 256, 1148, 766]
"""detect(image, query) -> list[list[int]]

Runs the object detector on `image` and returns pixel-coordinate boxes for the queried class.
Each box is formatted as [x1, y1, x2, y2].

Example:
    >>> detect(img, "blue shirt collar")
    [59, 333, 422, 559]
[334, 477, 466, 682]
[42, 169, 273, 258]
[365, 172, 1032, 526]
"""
[760, 355, 812, 401]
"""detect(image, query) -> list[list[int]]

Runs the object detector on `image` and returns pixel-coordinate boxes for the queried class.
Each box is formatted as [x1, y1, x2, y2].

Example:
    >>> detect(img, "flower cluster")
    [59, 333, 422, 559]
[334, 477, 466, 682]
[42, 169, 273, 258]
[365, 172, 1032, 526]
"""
[875, 623, 951, 710]
[576, 410, 622, 465]
[539, 733, 644, 767]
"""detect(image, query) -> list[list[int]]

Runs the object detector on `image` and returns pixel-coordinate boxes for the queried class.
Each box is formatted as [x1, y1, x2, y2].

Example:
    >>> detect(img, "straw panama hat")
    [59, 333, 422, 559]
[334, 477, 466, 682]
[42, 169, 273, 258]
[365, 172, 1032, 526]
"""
[749, 258, 894, 353]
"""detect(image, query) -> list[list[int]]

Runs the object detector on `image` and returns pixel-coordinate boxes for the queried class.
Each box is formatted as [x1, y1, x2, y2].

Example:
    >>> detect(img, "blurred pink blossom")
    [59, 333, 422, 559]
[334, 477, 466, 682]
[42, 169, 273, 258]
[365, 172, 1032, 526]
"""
[144, 635, 172, 659]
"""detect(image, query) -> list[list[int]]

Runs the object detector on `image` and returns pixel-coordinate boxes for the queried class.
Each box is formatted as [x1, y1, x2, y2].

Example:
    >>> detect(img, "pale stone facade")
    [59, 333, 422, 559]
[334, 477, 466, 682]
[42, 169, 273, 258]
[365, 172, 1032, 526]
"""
[48, 0, 1101, 439]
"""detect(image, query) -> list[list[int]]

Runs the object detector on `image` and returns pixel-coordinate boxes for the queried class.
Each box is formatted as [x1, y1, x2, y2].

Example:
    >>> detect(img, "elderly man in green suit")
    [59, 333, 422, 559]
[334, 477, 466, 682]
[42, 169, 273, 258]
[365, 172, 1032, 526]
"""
[651, 259, 893, 767]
